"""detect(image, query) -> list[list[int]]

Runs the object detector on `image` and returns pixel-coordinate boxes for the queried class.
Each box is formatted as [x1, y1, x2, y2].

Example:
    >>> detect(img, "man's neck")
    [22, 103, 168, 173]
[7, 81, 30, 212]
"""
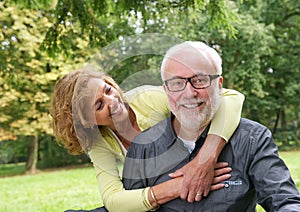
[173, 118, 207, 141]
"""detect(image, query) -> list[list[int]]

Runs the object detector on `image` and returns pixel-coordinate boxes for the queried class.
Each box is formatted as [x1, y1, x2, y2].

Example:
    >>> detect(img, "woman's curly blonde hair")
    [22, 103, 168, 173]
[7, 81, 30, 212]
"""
[50, 69, 123, 155]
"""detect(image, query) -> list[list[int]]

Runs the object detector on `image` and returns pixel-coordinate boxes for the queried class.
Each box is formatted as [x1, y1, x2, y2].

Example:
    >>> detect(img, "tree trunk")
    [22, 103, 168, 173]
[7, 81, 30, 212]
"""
[280, 108, 286, 130]
[25, 134, 39, 174]
[273, 108, 280, 134]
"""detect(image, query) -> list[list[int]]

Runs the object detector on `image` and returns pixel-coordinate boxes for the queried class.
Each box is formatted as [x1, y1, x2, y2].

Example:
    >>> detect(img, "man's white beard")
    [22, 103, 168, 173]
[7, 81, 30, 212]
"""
[176, 92, 220, 130]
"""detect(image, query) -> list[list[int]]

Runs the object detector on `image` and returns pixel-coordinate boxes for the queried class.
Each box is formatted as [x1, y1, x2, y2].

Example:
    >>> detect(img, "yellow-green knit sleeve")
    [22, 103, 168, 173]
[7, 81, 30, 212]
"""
[208, 88, 245, 142]
[89, 133, 153, 212]
[126, 85, 170, 130]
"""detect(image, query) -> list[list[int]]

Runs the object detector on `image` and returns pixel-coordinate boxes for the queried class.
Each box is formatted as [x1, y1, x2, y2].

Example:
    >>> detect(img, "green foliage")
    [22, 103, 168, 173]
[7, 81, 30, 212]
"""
[0, 135, 89, 170]
[0, 2, 55, 139]
[0, 140, 27, 164]
[1, 0, 299, 169]
[275, 131, 300, 151]
[37, 0, 240, 55]
[0, 1, 95, 140]
[0, 162, 26, 177]
[38, 135, 90, 169]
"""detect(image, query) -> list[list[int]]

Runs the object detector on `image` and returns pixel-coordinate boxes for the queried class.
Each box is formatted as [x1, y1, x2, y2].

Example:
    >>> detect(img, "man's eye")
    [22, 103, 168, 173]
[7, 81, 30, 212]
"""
[171, 80, 183, 86]
[106, 86, 112, 94]
[194, 78, 207, 84]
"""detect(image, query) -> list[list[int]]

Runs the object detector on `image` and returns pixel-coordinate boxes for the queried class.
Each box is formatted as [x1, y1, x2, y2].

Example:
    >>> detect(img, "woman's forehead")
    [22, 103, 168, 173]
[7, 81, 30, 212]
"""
[87, 77, 105, 89]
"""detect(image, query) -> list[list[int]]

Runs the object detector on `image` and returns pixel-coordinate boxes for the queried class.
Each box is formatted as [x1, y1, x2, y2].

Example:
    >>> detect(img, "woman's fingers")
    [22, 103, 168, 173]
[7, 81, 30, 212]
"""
[214, 167, 232, 177]
[214, 162, 229, 169]
[212, 173, 231, 184]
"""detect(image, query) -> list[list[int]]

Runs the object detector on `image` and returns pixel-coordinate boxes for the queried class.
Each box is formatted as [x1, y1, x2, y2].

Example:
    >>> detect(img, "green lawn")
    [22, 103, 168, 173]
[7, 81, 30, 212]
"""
[0, 165, 102, 212]
[0, 151, 299, 212]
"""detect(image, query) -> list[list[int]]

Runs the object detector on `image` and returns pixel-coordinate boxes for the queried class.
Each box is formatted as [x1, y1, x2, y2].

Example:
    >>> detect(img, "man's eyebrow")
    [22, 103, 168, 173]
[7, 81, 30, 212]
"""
[166, 72, 206, 80]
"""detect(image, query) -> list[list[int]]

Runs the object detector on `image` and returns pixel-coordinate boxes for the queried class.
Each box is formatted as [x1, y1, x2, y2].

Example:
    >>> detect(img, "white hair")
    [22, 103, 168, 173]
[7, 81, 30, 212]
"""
[161, 41, 222, 80]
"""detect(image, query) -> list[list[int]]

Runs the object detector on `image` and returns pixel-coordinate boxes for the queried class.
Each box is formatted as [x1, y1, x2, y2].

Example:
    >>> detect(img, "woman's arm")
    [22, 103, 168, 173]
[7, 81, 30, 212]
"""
[169, 88, 245, 202]
[209, 88, 245, 141]
[89, 137, 153, 212]
[90, 133, 232, 211]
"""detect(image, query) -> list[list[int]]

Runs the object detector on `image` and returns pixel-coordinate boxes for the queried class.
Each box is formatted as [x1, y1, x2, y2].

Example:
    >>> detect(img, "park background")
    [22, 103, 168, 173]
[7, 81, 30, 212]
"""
[0, 0, 299, 211]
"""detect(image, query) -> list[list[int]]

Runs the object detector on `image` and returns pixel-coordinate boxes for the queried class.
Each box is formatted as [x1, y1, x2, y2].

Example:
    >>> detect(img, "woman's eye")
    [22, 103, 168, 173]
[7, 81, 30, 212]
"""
[95, 101, 103, 111]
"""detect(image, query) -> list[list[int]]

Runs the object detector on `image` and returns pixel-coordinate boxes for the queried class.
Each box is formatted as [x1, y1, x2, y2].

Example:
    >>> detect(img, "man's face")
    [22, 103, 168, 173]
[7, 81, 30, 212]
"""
[162, 48, 223, 130]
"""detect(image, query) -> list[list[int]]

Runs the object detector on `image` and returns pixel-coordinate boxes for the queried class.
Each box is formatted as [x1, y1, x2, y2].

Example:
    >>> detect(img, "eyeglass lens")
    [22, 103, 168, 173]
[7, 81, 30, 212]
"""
[167, 75, 211, 91]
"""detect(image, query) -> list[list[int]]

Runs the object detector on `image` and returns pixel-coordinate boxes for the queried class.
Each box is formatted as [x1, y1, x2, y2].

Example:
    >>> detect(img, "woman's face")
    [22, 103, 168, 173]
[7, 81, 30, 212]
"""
[86, 78, 129, 129]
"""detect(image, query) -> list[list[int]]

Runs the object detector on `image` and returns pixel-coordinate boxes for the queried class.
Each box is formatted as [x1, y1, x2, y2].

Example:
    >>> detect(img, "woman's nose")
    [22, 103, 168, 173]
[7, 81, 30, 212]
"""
[104, 94, 118, 107]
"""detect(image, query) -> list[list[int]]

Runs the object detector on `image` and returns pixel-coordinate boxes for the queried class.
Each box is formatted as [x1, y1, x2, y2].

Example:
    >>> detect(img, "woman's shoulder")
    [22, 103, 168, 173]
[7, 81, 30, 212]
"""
[124, 85, 165, 102]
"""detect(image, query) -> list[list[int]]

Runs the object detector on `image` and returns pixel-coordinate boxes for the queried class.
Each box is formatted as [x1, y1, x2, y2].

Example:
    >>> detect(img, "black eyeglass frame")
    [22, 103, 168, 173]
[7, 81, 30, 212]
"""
[164, 74, 220, 92]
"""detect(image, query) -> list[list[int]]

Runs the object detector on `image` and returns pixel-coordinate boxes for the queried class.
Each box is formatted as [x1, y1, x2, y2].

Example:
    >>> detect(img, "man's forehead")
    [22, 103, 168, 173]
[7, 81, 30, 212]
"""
[163, 59, 215, 78]
[164, 69, 207, 78]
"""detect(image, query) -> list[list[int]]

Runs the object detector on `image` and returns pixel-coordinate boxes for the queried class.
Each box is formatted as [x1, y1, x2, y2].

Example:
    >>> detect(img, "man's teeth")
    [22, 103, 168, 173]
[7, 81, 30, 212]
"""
[182, 102, 203, 108]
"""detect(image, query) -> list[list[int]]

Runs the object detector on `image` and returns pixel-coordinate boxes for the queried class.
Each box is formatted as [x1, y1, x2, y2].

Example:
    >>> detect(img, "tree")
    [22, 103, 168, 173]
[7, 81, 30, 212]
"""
[235, 0, 300, 148]
[6, 0, 239, 55]
[2, 0, 298, 173]
[0, 1, 94, 172]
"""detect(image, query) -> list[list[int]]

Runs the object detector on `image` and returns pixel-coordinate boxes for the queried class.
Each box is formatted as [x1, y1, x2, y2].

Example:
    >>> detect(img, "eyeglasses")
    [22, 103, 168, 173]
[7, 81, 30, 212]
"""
[164, 74, 220, 92]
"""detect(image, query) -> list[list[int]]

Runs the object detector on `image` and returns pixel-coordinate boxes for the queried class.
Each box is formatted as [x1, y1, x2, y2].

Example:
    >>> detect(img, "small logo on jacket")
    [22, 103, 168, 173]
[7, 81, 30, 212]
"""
[223, 180, 243, 188]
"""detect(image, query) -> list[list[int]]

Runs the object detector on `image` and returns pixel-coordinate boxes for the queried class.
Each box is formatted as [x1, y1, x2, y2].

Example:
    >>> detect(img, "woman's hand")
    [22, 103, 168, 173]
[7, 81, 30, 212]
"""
[211, 162, 232, 189]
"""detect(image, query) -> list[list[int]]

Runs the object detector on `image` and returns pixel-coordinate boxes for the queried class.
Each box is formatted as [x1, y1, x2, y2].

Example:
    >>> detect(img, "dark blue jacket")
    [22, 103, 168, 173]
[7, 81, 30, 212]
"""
[123, 115, 300, 212]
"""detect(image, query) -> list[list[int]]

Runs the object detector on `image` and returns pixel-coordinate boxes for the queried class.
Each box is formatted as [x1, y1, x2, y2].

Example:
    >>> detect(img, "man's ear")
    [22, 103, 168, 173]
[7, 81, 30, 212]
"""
[219, 76, 223, 89]
[163, 83, 167, 92]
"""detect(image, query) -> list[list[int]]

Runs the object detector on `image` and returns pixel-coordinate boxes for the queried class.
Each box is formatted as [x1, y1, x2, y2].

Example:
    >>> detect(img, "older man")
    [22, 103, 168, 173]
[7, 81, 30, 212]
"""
[123, 41, 300, 211]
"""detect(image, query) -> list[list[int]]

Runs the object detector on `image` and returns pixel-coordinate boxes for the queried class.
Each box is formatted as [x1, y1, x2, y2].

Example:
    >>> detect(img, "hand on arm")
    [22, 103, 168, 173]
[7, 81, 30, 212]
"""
[168, 134, 226, 202]
[149, 158, 231, 207]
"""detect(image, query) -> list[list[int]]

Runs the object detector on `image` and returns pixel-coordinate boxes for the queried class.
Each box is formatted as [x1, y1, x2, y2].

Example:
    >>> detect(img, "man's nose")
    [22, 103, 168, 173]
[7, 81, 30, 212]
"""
[184, 81, 198, 97]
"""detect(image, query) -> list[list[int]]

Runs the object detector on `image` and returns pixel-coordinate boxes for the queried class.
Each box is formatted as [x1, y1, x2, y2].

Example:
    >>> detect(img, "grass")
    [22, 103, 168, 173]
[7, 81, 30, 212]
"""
[0, 165, 102, 212]
[0, 151, 299, 212]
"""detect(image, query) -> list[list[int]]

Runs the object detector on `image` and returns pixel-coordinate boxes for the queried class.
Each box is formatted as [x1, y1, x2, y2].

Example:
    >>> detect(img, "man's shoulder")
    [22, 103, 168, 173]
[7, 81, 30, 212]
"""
[133, 117, 170, 144]
[233, 118, 272, 141]
[127, 117, 175, 159]
[239, 118, 269, 131]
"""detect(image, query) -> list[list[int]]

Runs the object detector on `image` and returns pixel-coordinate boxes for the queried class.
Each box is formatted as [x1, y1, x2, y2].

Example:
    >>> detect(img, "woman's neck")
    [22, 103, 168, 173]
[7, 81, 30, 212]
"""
[113, 105, 141, 150]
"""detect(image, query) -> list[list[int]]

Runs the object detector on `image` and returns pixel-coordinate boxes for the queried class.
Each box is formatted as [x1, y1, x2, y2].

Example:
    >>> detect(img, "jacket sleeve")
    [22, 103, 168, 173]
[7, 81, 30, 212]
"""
[248, 126, 300, 211]
[208, 88, 245, 141]
[89, 140, 152, 212]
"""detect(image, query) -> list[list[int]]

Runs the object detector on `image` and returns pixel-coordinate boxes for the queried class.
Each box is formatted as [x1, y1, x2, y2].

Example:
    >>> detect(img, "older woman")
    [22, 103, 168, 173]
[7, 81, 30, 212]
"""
[50, 68, 244, 211]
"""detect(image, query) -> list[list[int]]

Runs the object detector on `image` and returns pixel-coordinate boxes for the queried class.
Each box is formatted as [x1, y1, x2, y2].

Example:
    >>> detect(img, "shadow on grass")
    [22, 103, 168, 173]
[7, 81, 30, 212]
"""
[0, 162, 93, 178]
[0, 162, 26, 177]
